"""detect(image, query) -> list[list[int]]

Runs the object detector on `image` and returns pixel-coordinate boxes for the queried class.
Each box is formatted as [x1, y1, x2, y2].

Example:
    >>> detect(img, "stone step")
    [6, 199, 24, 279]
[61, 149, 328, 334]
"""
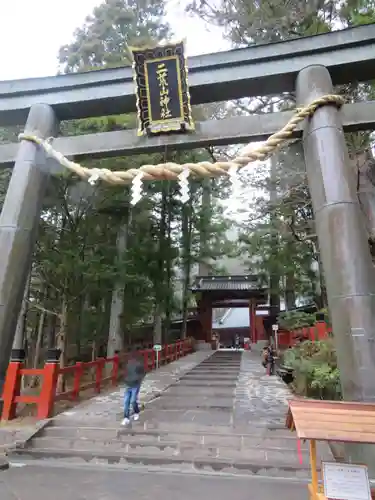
[199, 363, 240, 367]
[200, 361, 240, 365]
[210, 350, 242, 359]
[177, 380, 237, 387]
[189, 372, 240, 377]
[149, 397, 234, 409]
[140, 408, 233, 425]
[193, 372, 239, 376]
[38, 429, 311, 452]
[194, 363, 240, 367]
[43, 424, 298, 442]
[198, 363, 240, 367]
[181, 373, 238, 380]
[11, 446, 313, 476]
[164, 387, 235, 397]
[27, 436, 312, 464]
[200, 364, 240, 373]
[49, 417, 291, 434]
[142, 421, 294, 434]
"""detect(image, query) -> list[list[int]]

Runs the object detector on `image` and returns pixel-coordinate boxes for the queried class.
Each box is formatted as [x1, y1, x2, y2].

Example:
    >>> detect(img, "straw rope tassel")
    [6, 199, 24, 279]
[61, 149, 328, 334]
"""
[18, 94, 344, 186]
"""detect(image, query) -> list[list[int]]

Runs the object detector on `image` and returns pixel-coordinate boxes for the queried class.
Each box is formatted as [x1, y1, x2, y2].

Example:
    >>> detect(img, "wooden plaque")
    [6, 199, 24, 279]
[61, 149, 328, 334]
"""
[131, 41, 194, 136]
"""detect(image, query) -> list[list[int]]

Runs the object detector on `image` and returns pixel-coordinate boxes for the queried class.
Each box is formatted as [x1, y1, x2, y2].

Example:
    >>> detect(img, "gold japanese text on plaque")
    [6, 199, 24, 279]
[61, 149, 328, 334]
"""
[131, 41, 194, 136]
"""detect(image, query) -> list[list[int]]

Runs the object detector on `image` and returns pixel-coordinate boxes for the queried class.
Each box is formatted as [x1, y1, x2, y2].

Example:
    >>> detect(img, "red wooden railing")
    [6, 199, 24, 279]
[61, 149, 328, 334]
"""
[277, 321, 332, 348]
[1, 339, 193, 422]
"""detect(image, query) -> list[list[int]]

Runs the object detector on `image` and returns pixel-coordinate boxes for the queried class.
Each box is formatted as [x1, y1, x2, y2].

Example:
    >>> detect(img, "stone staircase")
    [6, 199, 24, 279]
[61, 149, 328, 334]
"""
[8, 351, 331, 478]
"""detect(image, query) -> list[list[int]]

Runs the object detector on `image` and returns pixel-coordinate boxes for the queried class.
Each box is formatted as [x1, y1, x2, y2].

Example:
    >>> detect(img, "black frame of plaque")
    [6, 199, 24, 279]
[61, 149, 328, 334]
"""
[131, 41, 194, 137]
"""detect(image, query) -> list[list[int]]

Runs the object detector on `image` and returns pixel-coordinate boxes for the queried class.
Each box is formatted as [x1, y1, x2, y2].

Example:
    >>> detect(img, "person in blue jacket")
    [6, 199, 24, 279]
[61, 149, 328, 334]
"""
[121, 351, 145, 426]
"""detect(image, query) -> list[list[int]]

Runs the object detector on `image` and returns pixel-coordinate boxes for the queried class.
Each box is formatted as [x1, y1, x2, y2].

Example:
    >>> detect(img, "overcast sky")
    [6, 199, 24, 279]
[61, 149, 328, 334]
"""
[0, 0, 258, 222]
[0, 0, 228, 81]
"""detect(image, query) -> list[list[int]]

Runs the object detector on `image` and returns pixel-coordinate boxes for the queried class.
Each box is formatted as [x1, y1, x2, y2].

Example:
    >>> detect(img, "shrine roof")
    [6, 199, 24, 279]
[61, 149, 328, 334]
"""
[287, 398, 375, 444]
[190, 275, 264, 292]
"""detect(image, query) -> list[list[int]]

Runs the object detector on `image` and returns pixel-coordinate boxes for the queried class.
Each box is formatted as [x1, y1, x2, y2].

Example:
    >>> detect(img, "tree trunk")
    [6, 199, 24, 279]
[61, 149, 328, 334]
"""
[285, 270, 296, 310]
[47, 313, 57, 349]
[153, 305, 163, 345]
[164, 183, 173, 337]
[57, 296, 68, 393]
[107, 210, 131, 359]
[199, 178, 211, 276]
[12, 269, 31, 351]
[181, 198, 193, 339]
[269, 154, 281, 326]
[30, 308, 46, 388]
[153, 183, 168, 345]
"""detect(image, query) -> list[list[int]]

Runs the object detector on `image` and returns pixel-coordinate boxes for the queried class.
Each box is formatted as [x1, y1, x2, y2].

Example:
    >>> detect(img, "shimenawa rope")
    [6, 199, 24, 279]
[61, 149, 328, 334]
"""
[18, 94, 344, 186]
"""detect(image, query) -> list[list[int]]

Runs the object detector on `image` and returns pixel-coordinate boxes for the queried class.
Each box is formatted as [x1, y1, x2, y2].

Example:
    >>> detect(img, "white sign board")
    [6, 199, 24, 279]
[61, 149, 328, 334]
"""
[322, 462, 371, 500]
[153, 344, 162, 351]
[272, 324, 279, 331]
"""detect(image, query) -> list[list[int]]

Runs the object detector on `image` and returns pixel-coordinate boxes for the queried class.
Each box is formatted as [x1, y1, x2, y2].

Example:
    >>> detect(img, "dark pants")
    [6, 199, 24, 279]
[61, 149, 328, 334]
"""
[124, 385, 140, 418]
[267, 360, 275, 375]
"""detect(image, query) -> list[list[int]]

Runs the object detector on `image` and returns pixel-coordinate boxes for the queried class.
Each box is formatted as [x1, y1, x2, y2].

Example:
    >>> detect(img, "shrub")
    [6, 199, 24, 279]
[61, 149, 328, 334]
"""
[278, 308, 331, 331]
[282, 340, 341, 400]
[278, 310, 316, 331]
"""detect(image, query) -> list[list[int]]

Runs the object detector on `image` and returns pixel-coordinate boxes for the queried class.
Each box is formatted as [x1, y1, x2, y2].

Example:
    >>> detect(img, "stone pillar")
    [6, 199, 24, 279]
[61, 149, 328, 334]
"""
[0, 104, 58, 398]
[297, 66, 375, 467]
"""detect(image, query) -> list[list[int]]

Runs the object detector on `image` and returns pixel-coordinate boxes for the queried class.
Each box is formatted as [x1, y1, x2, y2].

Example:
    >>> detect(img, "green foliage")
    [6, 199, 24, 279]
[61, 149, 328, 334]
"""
[187, 0, 375, 312]
[283, 340, 342, 400]
[278, 310, 316, 330]
[3, 0, 238, 361]
[58, 0, 170, 72]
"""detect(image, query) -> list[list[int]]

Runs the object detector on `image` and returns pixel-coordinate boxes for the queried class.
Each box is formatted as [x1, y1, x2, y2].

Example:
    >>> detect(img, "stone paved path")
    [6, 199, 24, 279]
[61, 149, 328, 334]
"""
[0, 464, 308, 500]
[55, 350, 213, 426]
[7, 349, 332, 480]
[234, 350, 291, 427]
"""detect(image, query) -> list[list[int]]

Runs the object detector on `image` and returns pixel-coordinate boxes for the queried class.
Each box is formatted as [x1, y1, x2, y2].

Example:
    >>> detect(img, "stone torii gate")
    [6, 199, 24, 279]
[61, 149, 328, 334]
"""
[0, 25, 375, 426]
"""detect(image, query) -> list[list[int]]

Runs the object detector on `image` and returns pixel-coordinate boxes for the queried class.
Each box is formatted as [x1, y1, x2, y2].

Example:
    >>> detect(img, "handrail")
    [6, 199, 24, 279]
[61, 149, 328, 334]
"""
[1, 338, 194, 421]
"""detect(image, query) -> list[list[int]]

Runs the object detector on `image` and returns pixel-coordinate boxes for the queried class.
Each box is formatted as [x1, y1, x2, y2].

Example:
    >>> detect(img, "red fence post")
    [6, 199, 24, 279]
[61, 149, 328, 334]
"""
[149, 350, 153, 371]
[1, 349, 25, 421]
[95, 358, 105, 393]
[162, 345, 166, 365]
[316, 321, 328, 340]
[315, 312, 328, 340]
[142, 350, 148, 372]
[313, 326, 317, 340]
[111, 354, 119, 385]
[37, 349, 60, 420]
[72, 362, 84, 400]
